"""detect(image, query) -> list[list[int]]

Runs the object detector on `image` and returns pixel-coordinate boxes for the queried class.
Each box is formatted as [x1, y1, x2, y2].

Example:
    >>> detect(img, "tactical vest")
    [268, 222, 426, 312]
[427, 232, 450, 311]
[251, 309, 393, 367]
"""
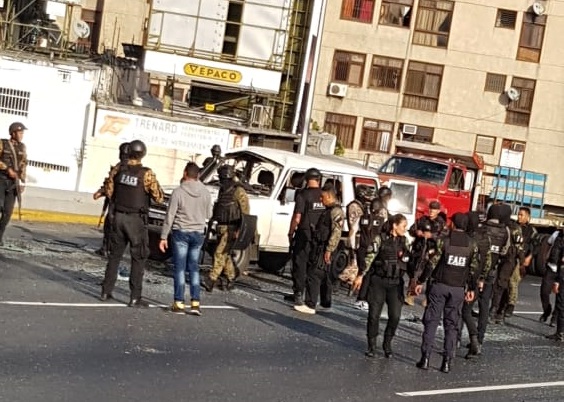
[113, 164, 149, 213]
[298, 187, 324, 232]
[354, 201, 384, 249]
[374, 235, 408, 280]
[485, 221, 509, 270]
[213, 182, 242, 225]
[433, 231, 472, 288]
[314, 205, 340, 244]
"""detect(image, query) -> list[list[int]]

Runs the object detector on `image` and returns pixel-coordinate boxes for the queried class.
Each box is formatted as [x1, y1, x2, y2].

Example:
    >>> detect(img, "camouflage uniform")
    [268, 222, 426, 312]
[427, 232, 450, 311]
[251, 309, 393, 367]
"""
[508, 223, 538, 306]
[210, 186, 250, 282]
[100, 160, 164, 202]
[0, 137, 27, 243]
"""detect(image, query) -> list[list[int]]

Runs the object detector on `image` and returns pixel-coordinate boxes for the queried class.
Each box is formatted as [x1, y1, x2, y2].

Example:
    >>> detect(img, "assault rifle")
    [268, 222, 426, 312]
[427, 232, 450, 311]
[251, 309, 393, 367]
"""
[97, 197, 110, 228]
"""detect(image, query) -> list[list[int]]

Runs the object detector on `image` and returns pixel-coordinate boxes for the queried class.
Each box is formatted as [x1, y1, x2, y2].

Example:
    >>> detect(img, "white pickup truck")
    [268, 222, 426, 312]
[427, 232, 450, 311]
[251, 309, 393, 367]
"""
[148, 146, 417, 274]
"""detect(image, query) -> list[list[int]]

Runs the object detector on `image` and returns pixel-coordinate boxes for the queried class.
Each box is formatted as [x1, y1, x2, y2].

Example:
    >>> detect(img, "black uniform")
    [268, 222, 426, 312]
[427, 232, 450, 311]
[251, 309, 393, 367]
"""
[548, 238, 564, 340]
[364, 233, 410, 358]
[418, 229, 479, 370]
[541, 234, 562, 323]
[102, 164, 152, 302]
[291, 187, 324, 300]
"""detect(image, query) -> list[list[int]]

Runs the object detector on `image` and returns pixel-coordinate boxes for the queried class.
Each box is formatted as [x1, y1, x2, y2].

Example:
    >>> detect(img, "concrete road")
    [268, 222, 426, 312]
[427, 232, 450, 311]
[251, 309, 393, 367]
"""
[0, 222, 563, 402]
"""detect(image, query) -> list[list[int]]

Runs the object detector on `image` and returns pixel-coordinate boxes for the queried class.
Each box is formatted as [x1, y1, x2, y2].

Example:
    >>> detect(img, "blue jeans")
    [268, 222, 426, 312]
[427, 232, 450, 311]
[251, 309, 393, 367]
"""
[172, 230, 205, 302]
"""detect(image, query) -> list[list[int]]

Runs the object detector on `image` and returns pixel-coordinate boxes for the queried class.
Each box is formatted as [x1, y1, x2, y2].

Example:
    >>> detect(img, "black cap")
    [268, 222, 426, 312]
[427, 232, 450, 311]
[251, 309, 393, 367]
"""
[9, 122, 27, 133]
[429, 201, 441, 210]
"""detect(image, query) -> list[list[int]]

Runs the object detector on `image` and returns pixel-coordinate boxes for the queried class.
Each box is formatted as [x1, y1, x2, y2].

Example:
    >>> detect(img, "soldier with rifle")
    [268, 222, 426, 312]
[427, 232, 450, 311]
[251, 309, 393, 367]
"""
[93, 142, 130, 257]
[0, 122, 28, 246]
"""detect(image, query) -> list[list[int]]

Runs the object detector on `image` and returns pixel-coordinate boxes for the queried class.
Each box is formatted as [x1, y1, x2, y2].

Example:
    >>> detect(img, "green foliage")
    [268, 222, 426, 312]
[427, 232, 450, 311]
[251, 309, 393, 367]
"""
[310, 120, 321, 131]
[334, 140, 345, 156]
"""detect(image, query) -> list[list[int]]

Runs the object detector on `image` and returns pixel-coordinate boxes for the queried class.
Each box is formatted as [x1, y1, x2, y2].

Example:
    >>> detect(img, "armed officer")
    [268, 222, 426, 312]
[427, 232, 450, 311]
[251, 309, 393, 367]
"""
[202, 144, 222, 169]
[96, 140, 164, 307]
[294, 183, 344, 314]
[545, 233, 564, 342]
[203, 164, 249, 292]
[94, 142, 130, 257]
[352, 213, 410, 359]
[286, 168, 325, 305]
[415, 213, 479, 373]
[0, 122, 27, 246]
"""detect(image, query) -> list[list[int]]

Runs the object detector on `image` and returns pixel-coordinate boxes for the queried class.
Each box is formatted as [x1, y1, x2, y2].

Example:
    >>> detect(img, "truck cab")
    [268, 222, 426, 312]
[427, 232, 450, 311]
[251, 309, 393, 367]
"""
[377, 141, 484, 220]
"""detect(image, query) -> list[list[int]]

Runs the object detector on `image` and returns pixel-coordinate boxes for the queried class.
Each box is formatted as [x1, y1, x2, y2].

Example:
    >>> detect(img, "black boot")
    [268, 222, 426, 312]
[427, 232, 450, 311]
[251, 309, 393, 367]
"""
[440, 357, 451, 373]
[416, 355, 430, 370]
[202, 276, 216, 293]
[365, 337, 377, 358]
[545, 332, 564, 342]
[504, 304, 515, 318]
[465, 335, 480, 359]
[382, 336, 393, 358]
[550, 314, 557, 327]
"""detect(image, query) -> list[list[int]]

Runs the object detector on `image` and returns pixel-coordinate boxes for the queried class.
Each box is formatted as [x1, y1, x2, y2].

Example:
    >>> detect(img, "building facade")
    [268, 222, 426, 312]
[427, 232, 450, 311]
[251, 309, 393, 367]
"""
[310, 0, 564, 210]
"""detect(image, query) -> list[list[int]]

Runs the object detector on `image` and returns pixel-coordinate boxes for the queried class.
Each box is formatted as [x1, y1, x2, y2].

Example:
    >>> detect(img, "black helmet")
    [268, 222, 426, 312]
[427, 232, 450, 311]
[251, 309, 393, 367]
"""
[304, 168, 321, 181]
[218, 164, 235, 180]
[355, 185, 374, 202]
[378, 186, 392, 198]
[211, 144, 221, 157]
[118, 142, 130, 162]
[129, 140, 147, 160]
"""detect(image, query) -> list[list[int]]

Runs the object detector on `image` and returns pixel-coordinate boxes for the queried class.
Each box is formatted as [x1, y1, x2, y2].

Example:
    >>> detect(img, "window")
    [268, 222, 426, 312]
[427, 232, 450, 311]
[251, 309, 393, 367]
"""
[369, 56, 403, 92]
[324, 113, 357, 149]
[58, 69, 71, 83]
[341, 0, 375, 23]
[484, 73, 506, 93]
[331, 51, 366, 86]
[475, 135, 496, 155]
[222, 1, 243, 57]
[150, 83, 160, 98]
[28, 160, 70, 173]
[506, 77, 535, 126]
[517, 13, 546, 63]
[0, 87, 30, 117]
[379, 0, 413, 27]
[500, 139, 526, 169]
[495, 9, 517, 29]
[413, 0, 454, 48]
[448, 168, 465, 190]
[398, 123, 434, 143]
[402, 61, 443, 112]
[173, 87, 185, 101]
[79, 9, 101, 53]
[378, 156, 448, 185]
[360, 119, 393, 152]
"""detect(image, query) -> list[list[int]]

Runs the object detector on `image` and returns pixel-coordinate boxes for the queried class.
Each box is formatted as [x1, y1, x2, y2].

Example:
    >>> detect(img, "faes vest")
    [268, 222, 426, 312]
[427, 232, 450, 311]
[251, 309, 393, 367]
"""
[113, 165, 149, 213]
[433, 231, 473, 288]
[213, 181, 242, 224]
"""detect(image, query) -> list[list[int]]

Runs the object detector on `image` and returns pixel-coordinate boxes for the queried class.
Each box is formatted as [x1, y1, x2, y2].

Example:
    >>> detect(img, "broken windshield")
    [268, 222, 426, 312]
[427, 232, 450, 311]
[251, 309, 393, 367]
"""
[379, 156, 448, 185]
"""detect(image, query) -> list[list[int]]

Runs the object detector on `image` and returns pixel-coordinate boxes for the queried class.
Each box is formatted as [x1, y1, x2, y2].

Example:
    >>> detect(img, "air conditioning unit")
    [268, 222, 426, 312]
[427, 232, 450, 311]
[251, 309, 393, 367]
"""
[250, 104, 273, 129]
[510, 142, 526, 152]
[402, 124, 418, 135]
[327, 82, 348, 97]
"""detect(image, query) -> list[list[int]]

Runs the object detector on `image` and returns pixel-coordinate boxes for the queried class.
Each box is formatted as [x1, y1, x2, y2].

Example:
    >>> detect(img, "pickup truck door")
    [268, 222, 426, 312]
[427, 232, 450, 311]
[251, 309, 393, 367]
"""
[386, 179, 418, 230]
[266, 170, 301, 253]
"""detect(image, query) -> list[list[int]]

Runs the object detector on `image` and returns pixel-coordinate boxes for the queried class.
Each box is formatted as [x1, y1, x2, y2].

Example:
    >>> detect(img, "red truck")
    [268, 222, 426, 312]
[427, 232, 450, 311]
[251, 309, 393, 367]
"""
[377, 140, 485, 220]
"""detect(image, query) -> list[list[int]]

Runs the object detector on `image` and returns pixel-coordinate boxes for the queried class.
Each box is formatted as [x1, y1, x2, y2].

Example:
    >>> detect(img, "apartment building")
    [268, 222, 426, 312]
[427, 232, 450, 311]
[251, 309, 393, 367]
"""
[310, 0, 564, 210]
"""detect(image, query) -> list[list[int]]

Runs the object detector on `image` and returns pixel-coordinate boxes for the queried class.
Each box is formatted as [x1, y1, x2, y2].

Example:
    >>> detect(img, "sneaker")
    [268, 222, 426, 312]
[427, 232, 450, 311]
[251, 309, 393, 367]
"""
[190, 301, 202, 316]
[128, 298, 150, 308]
[170, 301, 186, 315]
[294, 304, 316, 315]
[404, 294, 415, 306]
[354, 301, 369, 311]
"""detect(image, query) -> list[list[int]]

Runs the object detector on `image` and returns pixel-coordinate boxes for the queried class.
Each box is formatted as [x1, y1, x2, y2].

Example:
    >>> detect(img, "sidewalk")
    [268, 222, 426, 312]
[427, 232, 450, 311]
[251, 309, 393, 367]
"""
[18, 186, 103, 225]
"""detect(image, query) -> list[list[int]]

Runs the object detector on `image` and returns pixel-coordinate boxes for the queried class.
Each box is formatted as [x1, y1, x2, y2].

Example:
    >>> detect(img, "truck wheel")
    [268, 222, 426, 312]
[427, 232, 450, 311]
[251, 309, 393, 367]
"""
[258, 252, 290, 275]
[232, 246, 251, 277]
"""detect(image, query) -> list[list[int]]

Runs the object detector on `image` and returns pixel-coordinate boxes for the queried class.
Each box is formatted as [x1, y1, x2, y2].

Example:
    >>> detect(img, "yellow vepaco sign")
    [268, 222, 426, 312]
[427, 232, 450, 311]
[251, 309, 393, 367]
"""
[183, 64, 242, 83]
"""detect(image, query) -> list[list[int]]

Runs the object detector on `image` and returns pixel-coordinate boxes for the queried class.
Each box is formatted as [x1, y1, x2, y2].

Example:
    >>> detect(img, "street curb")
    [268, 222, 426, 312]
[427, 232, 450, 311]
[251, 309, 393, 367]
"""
[18, 209, 101, 226]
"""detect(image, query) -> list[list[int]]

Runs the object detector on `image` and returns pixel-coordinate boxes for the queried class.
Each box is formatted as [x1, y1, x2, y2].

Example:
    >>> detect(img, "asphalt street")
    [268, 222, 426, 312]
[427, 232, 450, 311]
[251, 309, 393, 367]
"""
[0, 222, 563, 402]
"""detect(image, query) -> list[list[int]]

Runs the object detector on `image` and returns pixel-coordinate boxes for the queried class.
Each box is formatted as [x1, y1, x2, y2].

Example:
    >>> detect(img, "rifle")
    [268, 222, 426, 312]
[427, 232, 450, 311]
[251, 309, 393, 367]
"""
[98, 197, 110, 228]
[200, 219, 216, 264]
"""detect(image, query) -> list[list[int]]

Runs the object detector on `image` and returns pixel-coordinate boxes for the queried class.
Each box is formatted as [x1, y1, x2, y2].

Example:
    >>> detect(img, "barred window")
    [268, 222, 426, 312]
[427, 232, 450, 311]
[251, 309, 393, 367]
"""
[402, 61, 443, 112]
[379, 0, 413, 28]
[475, 135, 496, 155]
[331, 51, 366, 86]
[324, 113, 357, 149]
[28, 160, 70, 173]
[341, 0, 376, 23]
[496, 9, 517, 29]
[484, 73, 506, 93]
[0, 87, 30, 117]
[506, 77, 535, 126]
[360, 119, 393, 152]
[413, 0, 454, 48]
[369, 56, 403, 92]
[517, 13, 546, 63]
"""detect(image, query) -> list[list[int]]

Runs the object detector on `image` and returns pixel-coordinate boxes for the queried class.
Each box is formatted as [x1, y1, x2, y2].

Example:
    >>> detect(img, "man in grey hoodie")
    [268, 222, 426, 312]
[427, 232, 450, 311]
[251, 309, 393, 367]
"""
[159, 162, 212, 315]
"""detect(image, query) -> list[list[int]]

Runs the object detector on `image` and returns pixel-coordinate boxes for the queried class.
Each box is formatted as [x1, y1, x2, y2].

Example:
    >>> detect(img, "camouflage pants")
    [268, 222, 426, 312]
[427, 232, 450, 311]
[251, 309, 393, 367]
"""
[210, 225, 236, 282]
[508, 263, 522, 306]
